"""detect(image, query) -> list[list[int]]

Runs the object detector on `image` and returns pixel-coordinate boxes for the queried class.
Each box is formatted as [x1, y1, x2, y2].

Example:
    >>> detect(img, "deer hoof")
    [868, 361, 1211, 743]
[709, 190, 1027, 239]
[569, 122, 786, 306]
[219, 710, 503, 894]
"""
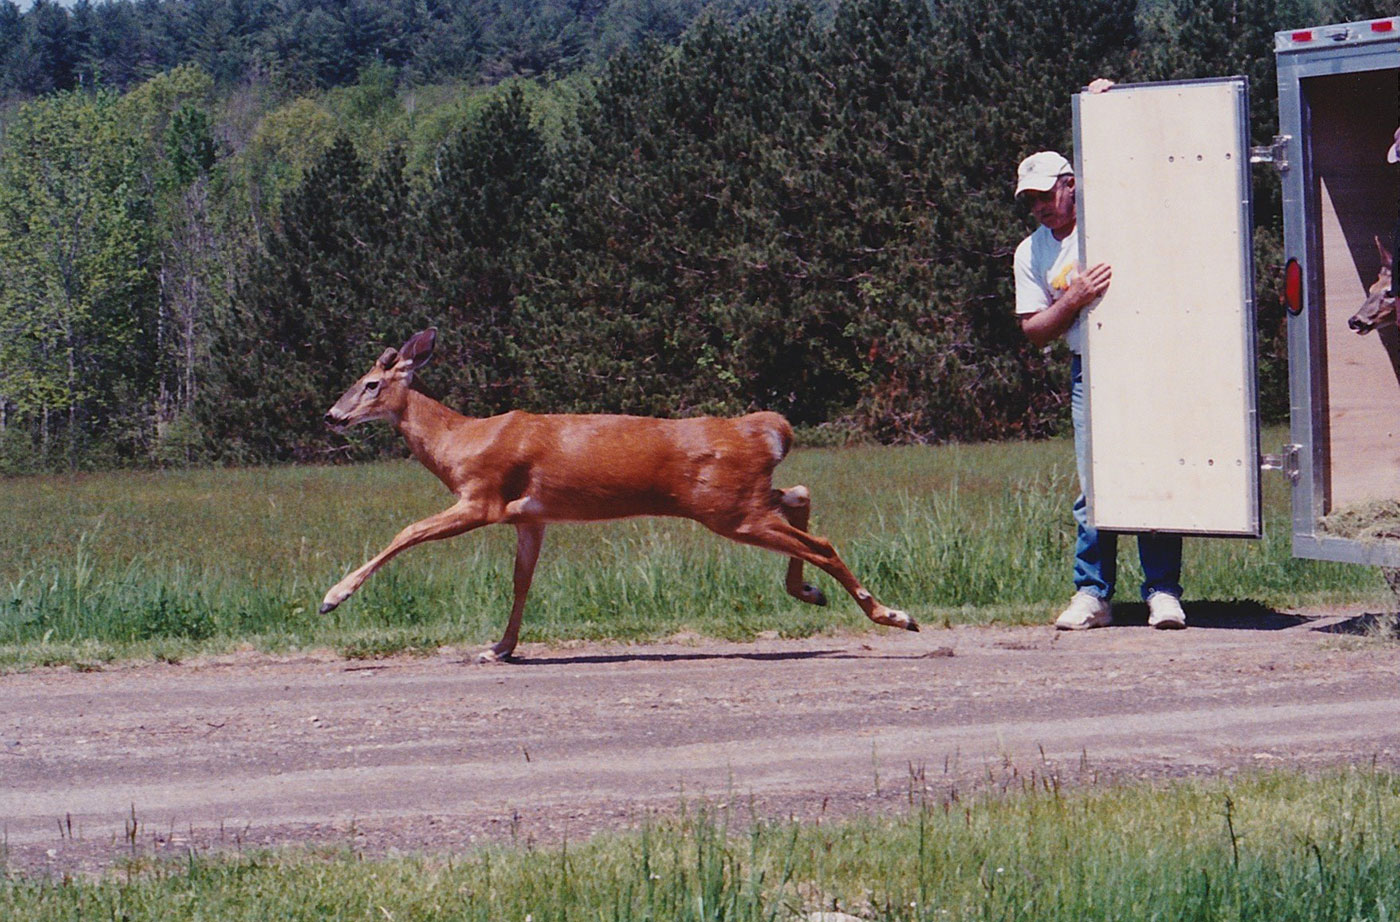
[790, 582, 827, 606]
[320, 582, 355, 613]
[872, 607, 918, 632]
[476, 646, 515, 665]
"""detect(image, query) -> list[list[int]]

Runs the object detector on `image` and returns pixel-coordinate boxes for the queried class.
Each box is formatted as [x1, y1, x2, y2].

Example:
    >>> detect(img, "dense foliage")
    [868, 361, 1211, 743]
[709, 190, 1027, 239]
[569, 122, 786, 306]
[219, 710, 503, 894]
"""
[0, 0, 1389, 468]
[0, 0, 792, 97]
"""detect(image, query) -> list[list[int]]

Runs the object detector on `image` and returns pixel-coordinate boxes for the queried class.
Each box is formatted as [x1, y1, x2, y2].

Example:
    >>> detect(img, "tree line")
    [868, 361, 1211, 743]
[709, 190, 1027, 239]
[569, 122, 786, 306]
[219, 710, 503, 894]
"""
[0, 0, 1389, 469]
[0, 0, 773, 99]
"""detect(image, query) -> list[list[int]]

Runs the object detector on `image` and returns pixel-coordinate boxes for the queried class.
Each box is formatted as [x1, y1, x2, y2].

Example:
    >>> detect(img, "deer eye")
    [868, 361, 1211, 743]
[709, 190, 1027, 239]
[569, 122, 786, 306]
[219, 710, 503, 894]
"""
[365, 380, 380, 392]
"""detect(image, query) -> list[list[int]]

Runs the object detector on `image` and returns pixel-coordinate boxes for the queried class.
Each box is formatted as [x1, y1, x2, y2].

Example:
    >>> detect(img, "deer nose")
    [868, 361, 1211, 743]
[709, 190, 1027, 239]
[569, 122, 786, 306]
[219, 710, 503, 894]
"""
[324, 411, 343, 427]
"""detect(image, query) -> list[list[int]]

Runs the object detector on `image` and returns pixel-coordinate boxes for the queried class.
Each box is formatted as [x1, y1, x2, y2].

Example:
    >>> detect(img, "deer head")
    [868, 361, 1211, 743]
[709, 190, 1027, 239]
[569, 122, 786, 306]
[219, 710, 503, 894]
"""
[324, 328, 437, 431]
[1348, 237, 1396, 335]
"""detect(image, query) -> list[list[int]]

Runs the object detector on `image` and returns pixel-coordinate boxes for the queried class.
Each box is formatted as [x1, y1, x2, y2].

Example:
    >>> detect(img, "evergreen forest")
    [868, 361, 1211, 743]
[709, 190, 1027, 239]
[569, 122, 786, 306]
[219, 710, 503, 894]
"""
[0, 0, 1390, 469]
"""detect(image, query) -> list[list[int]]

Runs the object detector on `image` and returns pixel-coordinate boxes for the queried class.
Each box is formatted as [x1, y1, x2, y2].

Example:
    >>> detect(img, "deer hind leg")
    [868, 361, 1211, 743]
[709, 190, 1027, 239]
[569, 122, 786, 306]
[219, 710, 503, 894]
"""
[775, 486, 827, 606]
[478, 522, 545, 664]
[723, 510, 918, 632]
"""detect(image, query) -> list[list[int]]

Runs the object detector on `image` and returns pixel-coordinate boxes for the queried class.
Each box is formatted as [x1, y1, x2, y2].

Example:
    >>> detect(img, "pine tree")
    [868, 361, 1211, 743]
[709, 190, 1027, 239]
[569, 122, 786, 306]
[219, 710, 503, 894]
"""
[202, 135, 417, 461]
[413, 85, 548, 417]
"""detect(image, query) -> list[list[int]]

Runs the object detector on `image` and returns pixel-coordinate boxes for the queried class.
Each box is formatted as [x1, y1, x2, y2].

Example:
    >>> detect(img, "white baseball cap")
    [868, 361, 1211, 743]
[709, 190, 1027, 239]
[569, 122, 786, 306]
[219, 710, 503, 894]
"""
[1015, 151, 1073, 197]
[1388, 126, 1400, 164]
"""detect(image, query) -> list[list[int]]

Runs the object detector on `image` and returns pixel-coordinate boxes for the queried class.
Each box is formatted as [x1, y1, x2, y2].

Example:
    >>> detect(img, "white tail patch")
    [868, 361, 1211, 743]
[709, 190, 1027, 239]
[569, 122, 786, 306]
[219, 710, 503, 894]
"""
[781, 485, 810, 508]
[763, 428, 786, 464]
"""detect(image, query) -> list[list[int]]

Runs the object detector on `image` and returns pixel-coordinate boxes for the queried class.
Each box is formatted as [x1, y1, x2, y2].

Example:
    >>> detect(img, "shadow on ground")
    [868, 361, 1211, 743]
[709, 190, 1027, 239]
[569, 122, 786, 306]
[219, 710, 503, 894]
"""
[492, 647, 953, 667]
[1315, 611, 1400, 637]
[1111, 599, 1313, 631]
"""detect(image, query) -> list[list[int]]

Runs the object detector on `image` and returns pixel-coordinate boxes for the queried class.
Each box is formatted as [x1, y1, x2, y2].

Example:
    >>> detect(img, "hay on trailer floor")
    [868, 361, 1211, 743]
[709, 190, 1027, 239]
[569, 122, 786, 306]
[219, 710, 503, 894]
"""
[1317, 502, 1400, 609]
[1319, 500, 1400, 542]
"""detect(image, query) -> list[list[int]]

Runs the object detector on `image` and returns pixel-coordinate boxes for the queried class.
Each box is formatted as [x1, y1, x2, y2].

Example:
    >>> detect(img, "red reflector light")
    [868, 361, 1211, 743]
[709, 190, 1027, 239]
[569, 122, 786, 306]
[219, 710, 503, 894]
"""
[1372, 20, 1395, 32]
[1284, 259, 1303, 315]
[1291, 30, 1314, 41]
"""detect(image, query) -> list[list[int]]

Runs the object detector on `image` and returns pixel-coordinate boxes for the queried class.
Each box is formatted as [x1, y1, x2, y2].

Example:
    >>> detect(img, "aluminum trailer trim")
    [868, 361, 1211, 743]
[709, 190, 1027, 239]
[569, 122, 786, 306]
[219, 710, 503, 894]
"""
[1275, 17, 1400, 567]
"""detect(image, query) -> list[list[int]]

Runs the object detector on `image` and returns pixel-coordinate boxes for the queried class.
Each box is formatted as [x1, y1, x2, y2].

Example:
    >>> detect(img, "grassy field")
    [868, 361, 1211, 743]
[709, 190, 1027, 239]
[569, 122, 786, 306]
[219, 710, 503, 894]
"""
[0, 429, 1389, 668]
[4, 768, 1399, 920]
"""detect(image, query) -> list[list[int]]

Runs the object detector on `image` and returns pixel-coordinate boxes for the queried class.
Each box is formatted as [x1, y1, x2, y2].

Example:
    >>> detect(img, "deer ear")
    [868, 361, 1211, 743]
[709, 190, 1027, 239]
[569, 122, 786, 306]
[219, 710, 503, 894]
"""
[399, 328, 437, 369]
[1378, 235, 1395, 270]
[377, 347, 399, 369]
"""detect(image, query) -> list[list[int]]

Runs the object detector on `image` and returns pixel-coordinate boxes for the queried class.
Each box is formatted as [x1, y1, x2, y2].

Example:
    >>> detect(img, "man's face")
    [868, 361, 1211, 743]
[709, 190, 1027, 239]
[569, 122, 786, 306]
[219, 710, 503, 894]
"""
[1021, 175, 1076, 236]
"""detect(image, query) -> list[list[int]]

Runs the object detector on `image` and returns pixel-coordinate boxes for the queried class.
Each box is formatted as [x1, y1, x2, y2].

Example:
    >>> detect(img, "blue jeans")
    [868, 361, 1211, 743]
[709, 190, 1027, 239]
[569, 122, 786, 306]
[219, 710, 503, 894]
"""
[1070, 355, 1183, 601]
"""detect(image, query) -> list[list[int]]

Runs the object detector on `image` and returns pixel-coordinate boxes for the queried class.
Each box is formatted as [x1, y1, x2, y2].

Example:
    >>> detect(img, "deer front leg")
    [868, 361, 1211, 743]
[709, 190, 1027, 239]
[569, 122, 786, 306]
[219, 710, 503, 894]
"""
[320, 500, 489, 614]
[478, 522, 545, 664]
[776, 486, 827, 606]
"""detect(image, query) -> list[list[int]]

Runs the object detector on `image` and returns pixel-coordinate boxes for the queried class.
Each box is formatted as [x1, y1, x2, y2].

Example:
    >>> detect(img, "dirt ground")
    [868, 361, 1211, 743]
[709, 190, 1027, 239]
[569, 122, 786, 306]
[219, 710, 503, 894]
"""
[3, 601, 1399, 877]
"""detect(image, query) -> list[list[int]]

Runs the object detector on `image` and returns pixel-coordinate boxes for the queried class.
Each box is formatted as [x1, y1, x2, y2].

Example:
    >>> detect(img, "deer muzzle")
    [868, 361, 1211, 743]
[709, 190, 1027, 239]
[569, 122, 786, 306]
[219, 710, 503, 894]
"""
[1348, 314, 1376, 334]
[1349, 293, 1397, 335]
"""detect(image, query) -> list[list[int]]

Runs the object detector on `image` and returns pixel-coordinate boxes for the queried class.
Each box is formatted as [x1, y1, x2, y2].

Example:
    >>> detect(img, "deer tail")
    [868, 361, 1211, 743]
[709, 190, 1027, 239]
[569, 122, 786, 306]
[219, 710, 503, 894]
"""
[742, 411, 793, 466]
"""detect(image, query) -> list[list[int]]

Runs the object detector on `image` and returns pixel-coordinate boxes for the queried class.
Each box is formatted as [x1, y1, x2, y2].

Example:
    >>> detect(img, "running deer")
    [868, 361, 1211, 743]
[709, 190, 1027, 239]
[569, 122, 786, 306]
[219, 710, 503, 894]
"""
[1347, 236, 1396, 334]
[320, 328, 917, 662]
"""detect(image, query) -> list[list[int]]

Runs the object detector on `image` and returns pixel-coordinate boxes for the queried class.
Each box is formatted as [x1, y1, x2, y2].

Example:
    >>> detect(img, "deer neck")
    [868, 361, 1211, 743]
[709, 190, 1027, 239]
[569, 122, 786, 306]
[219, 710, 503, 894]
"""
[395, 389, 470, 471]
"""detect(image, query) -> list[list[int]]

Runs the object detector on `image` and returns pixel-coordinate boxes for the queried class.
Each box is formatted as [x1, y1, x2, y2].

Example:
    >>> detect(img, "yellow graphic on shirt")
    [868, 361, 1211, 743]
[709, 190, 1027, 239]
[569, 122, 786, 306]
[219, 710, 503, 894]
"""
[1050, 261, 1076, 293]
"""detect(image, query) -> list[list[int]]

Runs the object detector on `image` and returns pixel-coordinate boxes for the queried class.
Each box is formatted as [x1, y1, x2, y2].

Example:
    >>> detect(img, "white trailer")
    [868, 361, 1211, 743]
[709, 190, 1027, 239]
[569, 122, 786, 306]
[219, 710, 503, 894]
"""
[1071, 15, 1400, 569]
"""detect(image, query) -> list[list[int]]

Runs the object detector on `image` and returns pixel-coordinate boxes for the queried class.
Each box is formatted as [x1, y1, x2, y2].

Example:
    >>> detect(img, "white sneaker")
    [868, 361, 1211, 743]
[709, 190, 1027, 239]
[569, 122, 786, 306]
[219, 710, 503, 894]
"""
[1146, 592, 1187, 629]
[1055, 591, 1112, 630]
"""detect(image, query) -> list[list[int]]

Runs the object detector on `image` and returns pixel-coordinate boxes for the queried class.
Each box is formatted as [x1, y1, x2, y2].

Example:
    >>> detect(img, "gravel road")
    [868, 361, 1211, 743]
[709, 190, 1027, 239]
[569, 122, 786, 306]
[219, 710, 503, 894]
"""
[3, 602, 1397, 875]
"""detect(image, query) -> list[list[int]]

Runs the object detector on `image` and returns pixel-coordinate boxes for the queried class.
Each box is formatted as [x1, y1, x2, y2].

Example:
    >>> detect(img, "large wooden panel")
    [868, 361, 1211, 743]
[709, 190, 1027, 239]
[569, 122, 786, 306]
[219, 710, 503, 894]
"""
[1075, 79, 1259, 536]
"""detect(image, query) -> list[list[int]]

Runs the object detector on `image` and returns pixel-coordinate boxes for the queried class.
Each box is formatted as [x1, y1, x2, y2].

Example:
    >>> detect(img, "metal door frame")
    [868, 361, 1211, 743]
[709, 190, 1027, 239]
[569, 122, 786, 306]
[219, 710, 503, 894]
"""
[1276, 24, 1400, 566]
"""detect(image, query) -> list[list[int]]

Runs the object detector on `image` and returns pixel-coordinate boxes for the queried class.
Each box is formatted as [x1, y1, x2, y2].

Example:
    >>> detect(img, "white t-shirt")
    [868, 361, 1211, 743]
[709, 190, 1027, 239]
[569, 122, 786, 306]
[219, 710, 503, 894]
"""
[1014, 224, 1084, 354]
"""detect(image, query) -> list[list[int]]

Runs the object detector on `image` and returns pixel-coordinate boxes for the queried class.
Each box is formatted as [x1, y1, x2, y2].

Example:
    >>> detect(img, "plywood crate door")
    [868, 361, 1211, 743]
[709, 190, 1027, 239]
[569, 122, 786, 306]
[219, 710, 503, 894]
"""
[1075, 78, 1260, 536]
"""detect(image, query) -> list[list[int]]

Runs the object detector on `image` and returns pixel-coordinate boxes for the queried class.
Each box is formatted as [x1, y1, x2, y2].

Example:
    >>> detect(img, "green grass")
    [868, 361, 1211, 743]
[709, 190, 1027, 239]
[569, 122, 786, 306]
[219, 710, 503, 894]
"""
[5, 768, 1400, 920]
[0, 428, 1389, 668]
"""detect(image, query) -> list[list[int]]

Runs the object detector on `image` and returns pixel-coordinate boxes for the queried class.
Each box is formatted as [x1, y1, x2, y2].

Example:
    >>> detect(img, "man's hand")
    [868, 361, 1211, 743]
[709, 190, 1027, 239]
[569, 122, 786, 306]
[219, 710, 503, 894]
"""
[1063, 262, 1112, 311]
[1018, 262, 1112, 349]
